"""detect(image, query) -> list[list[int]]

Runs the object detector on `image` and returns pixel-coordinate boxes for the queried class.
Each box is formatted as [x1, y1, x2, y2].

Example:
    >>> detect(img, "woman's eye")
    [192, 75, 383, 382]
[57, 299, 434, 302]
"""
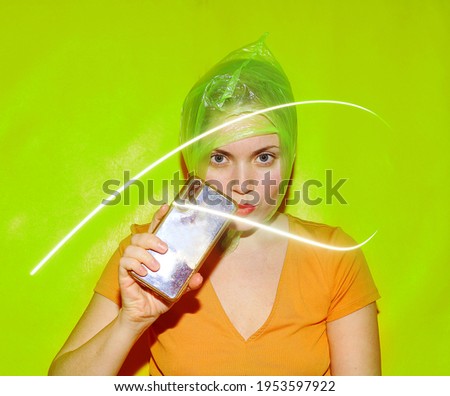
[211, 154, 226, 164]
[256, 153, 274, 164]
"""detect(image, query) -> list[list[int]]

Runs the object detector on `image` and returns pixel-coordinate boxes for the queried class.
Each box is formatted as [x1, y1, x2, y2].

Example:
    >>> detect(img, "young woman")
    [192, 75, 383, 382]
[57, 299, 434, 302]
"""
[49, 36, 381, 376]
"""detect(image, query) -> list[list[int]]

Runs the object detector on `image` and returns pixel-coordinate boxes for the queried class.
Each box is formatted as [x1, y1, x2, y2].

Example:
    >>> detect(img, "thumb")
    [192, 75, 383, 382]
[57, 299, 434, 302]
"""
[185, 272, 204, 293]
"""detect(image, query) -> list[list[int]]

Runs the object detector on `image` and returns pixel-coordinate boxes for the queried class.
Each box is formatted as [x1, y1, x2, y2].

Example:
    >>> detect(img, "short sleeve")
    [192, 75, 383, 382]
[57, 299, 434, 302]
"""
[325, 227, 380, 322]
[94, 223, 150, 306]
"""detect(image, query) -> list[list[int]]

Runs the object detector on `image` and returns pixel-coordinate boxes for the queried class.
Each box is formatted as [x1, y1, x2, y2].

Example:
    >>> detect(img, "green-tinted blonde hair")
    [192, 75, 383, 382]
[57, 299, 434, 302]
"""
[180, 34, 298, 180]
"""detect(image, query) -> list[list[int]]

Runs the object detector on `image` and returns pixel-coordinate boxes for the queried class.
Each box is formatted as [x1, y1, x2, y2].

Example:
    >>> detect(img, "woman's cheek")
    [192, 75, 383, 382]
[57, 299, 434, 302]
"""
[269, 172, 283, 205]
[205, 171, 229, 194]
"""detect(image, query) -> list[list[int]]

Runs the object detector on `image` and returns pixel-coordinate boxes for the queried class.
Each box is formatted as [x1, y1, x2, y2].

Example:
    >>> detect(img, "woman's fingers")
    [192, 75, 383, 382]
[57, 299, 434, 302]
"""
[130, 233, 168, 254]
[149, 204, 170, 233]
[186, 272, 203, 292]
[121, 204, 170, 276]
[123, 245, 161, 272]
[122, 203, 204, 302]
[119, 257, 148, 277]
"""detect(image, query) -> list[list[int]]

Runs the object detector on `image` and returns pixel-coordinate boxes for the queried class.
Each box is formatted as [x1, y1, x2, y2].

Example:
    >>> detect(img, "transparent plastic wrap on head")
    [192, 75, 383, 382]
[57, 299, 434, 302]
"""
[180, 34, 298, 179]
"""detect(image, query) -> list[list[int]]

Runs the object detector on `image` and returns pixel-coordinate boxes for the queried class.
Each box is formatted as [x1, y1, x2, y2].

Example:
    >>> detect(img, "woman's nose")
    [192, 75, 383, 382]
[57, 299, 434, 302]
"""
[230, 164, 256, 195]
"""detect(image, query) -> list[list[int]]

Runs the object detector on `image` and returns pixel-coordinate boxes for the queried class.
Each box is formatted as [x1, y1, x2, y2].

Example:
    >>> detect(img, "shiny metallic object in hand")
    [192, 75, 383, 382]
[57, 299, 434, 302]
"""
[131, 177, 237, 302]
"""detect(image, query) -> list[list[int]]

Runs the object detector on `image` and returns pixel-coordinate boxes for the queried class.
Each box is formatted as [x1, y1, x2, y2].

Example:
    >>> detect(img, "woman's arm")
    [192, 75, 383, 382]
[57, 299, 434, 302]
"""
[48, 293, 151, 376]
[49, 274, 203, 375]
[326, 302, 381, 375]
[49, 204, 203, 376]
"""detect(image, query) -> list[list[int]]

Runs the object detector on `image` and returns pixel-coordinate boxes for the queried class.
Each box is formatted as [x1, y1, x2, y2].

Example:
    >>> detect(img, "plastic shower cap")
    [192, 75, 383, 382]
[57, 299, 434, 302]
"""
[180, 34, 298, 179]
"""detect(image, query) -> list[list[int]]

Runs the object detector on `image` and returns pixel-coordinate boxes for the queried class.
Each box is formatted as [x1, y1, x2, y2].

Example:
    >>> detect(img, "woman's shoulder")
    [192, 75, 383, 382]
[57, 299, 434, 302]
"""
[284, 213, 345, 244]
[283, 213, 365, 257]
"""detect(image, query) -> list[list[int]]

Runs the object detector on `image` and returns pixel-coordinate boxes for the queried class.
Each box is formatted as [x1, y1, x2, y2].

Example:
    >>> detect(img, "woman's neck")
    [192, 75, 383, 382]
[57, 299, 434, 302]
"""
[225, 212, 289, 256]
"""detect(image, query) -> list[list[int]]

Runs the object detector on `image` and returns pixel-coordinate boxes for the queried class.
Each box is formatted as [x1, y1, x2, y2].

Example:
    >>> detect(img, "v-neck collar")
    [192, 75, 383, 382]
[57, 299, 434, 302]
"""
[207, 215, 293, 343]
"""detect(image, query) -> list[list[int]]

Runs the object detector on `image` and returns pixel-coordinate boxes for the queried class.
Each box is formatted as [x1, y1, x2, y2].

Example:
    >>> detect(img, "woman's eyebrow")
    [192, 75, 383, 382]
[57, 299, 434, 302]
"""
[251, 145, 280, 156]
[211, 148, 232, 156]
[211, 145, 280, 157]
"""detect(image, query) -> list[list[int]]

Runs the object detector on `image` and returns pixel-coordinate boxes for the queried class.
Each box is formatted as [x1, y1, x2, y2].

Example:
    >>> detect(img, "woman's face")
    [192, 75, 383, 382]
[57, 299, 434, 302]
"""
[204, 118, 283, 232]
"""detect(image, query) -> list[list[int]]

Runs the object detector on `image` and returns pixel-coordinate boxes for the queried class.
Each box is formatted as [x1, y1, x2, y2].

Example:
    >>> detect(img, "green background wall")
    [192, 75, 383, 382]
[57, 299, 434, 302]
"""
[1, 1, 448, 375]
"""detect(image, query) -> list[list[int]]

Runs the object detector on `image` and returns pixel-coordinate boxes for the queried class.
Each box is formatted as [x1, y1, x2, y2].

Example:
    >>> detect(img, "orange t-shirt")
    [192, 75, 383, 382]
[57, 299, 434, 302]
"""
[95, 214, 380, 375]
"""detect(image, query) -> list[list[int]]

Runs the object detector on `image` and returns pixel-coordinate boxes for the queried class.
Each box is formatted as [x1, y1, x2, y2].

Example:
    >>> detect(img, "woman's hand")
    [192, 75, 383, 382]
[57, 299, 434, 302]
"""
[49, 205, 203, 375]
[118, 204, 203, 330]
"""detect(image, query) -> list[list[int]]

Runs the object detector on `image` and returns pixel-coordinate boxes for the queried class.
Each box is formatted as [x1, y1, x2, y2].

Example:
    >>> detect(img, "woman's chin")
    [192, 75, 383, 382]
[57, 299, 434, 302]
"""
[229, 207, 277, 231]
[229, 218, 259, 233]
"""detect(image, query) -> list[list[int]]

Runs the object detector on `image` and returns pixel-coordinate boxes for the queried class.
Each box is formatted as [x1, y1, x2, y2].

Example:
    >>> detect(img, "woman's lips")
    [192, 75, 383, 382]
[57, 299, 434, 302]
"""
[236, 203, 256, 216]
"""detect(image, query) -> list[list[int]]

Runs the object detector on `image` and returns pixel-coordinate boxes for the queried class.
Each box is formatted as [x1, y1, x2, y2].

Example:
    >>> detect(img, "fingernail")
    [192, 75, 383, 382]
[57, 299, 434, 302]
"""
[140, 264, 148, 275]
[158, 241, 168, 251]
[150, 259, 160, 272]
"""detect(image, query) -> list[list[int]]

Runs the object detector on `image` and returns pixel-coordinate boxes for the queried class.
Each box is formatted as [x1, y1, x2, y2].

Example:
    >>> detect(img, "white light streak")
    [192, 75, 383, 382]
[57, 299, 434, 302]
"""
[173, 201, 377, 251]
[31, 100, 386, 275]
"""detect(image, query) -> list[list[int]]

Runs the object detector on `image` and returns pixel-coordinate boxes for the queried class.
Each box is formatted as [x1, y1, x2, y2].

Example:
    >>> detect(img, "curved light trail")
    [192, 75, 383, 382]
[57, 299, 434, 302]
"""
[173, 201, 377, 252]
[30, 100, 387, 275]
